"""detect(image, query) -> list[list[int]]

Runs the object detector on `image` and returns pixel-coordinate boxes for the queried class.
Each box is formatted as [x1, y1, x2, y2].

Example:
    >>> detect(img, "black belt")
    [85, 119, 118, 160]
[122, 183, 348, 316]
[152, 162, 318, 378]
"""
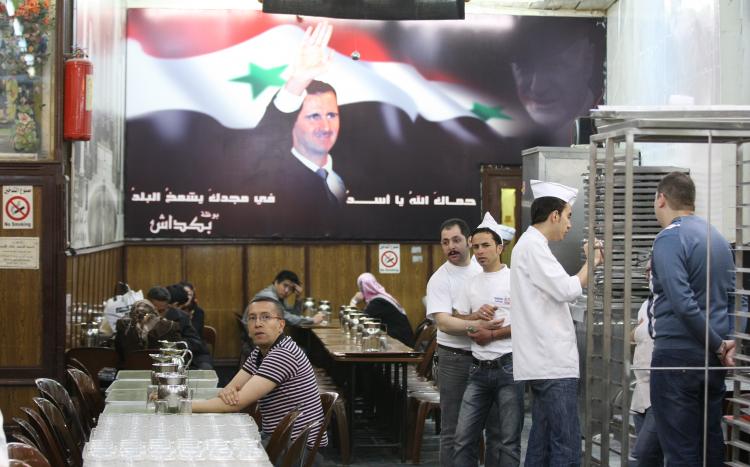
[472, 353, 513, 369]
[437, 344, 472, 356]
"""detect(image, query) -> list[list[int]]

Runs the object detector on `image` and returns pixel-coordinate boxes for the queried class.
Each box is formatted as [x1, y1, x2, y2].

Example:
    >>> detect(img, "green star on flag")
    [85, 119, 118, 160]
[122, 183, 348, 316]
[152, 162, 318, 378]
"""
[471, 102, 512, 122]
[230, 63, 288, 99]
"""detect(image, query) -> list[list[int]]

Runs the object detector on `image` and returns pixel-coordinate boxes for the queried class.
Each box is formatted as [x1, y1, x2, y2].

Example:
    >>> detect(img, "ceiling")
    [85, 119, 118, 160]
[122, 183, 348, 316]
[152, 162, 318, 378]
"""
[125, 0, 617, 17]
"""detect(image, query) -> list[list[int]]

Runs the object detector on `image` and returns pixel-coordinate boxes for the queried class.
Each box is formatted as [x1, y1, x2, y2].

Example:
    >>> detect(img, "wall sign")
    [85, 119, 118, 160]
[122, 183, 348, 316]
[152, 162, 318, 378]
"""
[379, 243, 401, 274]
[3, 185, 33, 229]
[0, 237, 39, 269]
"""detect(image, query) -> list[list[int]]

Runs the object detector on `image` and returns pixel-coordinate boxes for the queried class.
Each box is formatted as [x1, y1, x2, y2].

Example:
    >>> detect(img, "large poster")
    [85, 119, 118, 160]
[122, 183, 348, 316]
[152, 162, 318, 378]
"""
[125, 10, 604, 240]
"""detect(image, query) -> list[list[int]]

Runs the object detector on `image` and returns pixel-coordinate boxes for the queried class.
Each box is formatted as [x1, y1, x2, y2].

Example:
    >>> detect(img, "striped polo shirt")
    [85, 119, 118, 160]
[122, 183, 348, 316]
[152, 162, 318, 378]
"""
[242, 334, 327, 448]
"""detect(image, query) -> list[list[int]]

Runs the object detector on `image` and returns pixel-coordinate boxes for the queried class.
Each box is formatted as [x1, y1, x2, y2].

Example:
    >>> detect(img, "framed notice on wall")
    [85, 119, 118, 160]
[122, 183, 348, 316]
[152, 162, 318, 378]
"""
[0, 236, 39, 269]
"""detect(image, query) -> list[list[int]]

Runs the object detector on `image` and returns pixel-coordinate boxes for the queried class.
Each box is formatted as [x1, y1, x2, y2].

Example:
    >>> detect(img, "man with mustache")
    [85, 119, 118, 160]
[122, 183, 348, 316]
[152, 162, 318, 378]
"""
[426, 217, 502, 466]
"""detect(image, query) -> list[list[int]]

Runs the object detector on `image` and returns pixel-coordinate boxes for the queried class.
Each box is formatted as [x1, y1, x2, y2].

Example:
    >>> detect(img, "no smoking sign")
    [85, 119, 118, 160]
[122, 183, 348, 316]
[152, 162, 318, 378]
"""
[378, 243, 400, 274]
[3, 185, 33, 229]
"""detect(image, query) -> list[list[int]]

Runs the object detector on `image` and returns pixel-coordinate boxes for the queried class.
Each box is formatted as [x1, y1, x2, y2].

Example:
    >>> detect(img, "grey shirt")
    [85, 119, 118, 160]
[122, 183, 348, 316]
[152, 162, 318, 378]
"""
[243, 284, 313, 327]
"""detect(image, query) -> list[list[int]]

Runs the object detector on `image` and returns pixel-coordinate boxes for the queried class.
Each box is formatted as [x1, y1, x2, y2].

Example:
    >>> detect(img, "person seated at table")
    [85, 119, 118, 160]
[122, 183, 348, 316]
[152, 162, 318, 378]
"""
[192, 297, 327, 463]
[349, 272, 416, 347]
[180, 281, 206, 340]
[114, 299, 182, 359]
[148, 285, 213, 370]
[244, 270, 325, 327]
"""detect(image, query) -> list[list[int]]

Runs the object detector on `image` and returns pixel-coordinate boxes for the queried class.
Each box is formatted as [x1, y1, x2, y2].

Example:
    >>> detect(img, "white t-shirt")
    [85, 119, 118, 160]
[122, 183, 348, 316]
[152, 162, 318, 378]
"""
[631, 297, 655, 413]
[0, 409, 7, 466]
[454, 267, 513, 361]
[426, 258, 482, 350]
[509, 226, 583, 381]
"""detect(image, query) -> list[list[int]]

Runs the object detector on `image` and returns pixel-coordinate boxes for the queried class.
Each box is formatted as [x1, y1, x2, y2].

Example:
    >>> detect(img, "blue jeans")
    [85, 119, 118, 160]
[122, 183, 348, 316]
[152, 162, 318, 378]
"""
[524, 378, 581, 467]
[436, 346, 474, 467]
[454, 354, 524, 467]
[650, 348, 726, 467]
[632, 409, 663, 466]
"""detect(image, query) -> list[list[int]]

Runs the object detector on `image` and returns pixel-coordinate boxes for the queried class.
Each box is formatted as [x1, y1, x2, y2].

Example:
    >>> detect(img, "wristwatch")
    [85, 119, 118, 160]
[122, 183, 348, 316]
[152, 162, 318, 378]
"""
[716, 341, 726, 357]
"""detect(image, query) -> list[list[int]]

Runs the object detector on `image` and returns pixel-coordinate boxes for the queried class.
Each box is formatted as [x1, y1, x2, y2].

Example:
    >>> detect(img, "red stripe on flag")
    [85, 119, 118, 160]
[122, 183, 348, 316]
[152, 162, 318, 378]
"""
[127, 9, 395, 62]
[127, 9, 284, 58]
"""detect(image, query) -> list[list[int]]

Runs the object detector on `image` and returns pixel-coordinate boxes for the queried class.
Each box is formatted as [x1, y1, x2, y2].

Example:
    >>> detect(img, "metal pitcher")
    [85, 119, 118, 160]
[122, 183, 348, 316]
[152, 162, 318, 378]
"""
[155, 372, 189, 413]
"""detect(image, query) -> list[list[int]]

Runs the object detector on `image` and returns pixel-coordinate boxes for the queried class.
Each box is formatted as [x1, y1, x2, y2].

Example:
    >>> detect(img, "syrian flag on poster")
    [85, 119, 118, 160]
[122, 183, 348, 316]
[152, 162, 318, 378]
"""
[125, 11, 525, 138]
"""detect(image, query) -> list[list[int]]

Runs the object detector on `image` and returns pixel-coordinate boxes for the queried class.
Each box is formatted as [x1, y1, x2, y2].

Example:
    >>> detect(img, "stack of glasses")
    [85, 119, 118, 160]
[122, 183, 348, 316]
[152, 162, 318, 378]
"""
[83, 413, 271, 466]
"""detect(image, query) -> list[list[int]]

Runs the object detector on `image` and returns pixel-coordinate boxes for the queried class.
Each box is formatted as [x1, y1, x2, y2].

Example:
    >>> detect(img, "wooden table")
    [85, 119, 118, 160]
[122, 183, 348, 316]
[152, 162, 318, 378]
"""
[310, 328, 423, 462]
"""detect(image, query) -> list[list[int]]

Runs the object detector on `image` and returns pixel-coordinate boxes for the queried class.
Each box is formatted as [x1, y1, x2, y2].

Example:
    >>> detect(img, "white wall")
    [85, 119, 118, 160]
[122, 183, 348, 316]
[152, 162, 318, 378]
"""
[606, 0, 750, 240]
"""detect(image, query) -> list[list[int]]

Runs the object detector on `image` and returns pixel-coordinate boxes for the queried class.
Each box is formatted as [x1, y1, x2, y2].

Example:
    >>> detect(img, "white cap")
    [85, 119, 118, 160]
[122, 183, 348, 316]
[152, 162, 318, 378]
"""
[477, 212, 516, 243]
[530, 180, 578, 206]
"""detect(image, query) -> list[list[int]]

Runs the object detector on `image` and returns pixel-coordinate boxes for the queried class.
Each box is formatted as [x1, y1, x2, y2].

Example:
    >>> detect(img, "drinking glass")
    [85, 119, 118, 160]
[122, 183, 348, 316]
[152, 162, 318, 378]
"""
[178, 399, 192, 414]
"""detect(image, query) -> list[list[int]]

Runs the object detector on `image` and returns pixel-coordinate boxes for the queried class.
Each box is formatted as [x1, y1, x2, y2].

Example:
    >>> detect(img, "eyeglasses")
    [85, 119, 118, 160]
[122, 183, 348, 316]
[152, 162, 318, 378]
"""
[247, 314, 281, 323]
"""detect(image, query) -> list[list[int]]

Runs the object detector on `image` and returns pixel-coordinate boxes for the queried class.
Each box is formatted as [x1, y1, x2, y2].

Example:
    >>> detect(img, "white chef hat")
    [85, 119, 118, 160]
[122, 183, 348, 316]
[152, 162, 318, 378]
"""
[477, 212, 516, 243]
[530, 180, 578, 206]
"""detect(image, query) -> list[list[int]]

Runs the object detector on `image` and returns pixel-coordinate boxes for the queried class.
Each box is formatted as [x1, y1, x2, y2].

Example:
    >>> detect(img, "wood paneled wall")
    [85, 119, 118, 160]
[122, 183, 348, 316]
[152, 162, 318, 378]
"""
[66, 246, 124, 348]
[122, 242, 446, 362]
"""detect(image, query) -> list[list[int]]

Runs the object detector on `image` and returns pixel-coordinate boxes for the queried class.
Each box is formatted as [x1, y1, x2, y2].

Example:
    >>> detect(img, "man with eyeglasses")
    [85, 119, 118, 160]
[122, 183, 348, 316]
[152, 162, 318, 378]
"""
[193, 297, 327, 463]
[244, 270, 324, 327]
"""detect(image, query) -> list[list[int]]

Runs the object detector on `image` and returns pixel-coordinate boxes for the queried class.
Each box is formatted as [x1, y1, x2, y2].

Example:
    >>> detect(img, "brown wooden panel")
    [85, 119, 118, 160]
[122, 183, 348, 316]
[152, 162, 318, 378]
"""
[429, 244, 444, 273]
[308, 245, 367, 311]
[124, 246, 183, 293]
[65, 246, 124, 349]
[0, 386, 37, 421]
[185, 246, 244, 360]
[246, 245, 305, 304]
[0, 186, 43, 367]
[368, 244, 431, 330]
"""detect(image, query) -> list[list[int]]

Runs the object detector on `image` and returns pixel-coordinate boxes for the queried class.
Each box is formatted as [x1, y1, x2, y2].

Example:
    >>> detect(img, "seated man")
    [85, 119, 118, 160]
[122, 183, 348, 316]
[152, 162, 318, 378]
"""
[244, 270, 324, 327]
[193, 297, 327, 462]
[147, 286, 213, 370]
[114, 299, 181, 360]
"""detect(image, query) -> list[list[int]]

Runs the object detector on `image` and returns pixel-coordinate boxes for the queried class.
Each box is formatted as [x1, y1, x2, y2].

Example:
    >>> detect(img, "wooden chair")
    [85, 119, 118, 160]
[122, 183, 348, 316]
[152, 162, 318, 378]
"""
[11, 417, 45, 455]
[32, 397, 83, 467]
[65, 347, 119, 390]
[35, 378, 89, 445]
[265, 409, 302, 465]
[19, 407, 67, 467]
[280, 420, 321, 467]
[65, 357, 93, 379]
[67, 367, 105, 425]
[202, 325, 217, 356]
[304, 391, 339, 467]
[11, 433, 40, 452]
[9, 460, 32, 467]
[7, 442, 52, 467]
[324, 395, 350, 465]
[412, 323, 436, 353]
[120, 349, 158, 370]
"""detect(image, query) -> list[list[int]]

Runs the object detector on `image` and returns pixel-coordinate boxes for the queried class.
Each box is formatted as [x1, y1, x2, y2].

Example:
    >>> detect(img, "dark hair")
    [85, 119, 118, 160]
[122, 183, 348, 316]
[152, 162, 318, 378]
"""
[166, 284, 189, 306]
[274, 270, 300, 285]
[471, 227, 502, 246]
[531, 197, 568, 225]
[307, 80, 337, 97]
[146, 286, 170, 303]
[440, 218, 470, 239]
[249, 296, 285, 318]
[657, 172, 695, 211]
[179, 281, 194, 291]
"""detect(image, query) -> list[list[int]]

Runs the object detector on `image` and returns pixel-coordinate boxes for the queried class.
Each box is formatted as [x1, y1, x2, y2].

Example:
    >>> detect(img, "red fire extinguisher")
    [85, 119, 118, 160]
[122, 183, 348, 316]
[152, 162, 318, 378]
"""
[63, 48, 93, 141]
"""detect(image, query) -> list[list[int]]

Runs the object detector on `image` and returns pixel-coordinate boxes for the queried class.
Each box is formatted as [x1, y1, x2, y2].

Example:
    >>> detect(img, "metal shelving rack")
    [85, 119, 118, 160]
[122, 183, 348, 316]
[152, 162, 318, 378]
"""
[583, 111, 750, 466]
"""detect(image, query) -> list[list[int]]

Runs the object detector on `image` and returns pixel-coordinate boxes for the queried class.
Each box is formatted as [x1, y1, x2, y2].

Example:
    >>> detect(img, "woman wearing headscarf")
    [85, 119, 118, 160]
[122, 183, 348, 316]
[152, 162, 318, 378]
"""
[350, 273, 416, 347]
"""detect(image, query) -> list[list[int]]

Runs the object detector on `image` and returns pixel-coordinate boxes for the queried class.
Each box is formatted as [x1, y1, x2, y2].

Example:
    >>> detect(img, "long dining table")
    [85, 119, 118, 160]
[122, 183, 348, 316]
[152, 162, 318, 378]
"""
[308, 327, 423, 462]
[83, 369, 273, 466]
